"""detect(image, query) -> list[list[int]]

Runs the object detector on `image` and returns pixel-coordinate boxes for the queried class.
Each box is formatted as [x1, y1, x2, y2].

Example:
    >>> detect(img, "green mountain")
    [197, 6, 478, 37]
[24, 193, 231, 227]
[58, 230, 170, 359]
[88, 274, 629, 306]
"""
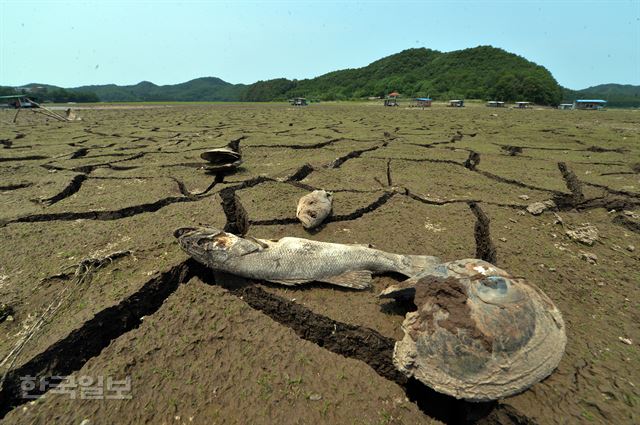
[563, 84, 640, 107]
[2, 83, 99, 103]
[267, 46, 564, 104]
[73, 77, 246, 102]
[5, 46, 637, 106]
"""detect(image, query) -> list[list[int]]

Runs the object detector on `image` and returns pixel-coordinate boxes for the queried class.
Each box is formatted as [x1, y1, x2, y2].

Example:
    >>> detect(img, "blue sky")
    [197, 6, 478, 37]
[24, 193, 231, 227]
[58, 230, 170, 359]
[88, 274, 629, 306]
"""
[1, 1, 638, 89]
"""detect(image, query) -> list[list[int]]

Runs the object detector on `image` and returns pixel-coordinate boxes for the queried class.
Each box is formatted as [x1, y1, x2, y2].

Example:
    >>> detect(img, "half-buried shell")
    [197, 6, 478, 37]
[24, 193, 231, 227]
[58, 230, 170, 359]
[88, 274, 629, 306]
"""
[380, 259, 566, 401]
[200, 148, 242, 172]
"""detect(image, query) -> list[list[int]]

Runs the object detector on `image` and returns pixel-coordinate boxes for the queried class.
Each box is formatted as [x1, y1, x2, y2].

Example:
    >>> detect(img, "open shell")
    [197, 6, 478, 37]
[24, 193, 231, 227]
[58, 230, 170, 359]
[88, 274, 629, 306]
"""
[200, 148, 242, 172]
[387, 259, 566, 401]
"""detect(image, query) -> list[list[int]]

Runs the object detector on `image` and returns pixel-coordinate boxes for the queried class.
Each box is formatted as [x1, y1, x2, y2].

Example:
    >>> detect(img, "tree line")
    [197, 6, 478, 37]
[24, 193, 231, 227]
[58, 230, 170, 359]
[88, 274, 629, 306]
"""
[0, 86, 98, 103]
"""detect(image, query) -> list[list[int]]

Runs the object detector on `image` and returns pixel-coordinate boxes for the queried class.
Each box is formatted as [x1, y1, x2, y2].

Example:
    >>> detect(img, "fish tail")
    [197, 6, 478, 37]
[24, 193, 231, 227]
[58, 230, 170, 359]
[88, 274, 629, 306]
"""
[398, 255, 441, 277]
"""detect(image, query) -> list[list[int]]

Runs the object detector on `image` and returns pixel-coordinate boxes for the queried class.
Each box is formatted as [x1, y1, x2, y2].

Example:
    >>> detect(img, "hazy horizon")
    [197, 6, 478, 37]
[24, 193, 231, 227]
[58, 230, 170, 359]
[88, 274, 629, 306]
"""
[1, 1, 638, 90]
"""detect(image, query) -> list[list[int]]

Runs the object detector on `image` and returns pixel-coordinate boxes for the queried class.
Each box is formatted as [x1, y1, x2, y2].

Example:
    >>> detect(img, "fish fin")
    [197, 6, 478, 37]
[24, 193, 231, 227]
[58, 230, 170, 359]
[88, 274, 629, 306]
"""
[398, 255, 441, 277]
[320, 270, 372, 289]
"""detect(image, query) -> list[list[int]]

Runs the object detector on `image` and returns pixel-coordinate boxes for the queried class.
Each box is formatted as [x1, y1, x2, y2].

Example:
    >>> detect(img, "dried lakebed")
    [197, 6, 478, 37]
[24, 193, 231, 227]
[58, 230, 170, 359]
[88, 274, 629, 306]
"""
[1, 104, 639, 424]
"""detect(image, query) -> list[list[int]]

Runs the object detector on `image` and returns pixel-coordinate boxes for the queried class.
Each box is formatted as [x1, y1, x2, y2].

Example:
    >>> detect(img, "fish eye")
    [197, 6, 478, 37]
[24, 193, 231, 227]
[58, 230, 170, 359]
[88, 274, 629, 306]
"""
[474, 276, 524, 304]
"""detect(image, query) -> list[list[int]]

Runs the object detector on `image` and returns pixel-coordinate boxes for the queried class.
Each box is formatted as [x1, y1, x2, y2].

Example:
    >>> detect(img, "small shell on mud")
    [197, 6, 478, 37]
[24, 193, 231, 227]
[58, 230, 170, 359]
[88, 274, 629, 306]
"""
[296, 190, 333, 229]
[200, 148, 243, 172]
[0, 303, 14, 323]
[384, 259, 567, 402]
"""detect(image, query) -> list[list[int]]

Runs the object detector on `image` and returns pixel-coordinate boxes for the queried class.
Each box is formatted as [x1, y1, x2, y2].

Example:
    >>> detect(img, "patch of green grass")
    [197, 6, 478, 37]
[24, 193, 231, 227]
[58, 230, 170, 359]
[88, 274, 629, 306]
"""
[581, 410, 596, 421]
[257, 373, 274, 399]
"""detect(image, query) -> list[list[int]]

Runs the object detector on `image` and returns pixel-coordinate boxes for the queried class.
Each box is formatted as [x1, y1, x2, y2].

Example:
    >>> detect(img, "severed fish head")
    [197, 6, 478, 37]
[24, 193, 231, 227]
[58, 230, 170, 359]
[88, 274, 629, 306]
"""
[174, 226, 262, 268]
[296, 190, 333, 229]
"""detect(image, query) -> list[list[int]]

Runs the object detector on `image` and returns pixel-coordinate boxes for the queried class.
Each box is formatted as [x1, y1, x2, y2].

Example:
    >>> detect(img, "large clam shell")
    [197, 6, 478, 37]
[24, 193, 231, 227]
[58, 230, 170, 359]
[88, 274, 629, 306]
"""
[200, 148, 241, 165]
[388, 259, 566, 401]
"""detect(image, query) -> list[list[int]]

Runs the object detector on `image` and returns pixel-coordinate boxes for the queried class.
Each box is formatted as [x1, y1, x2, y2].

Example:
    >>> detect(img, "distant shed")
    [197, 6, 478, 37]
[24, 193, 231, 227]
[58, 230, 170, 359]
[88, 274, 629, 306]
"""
[449, 99, 464, 107]
[384, 92, 400, 107]
[415, 97, 432, 108]
[290, 97, 308, 106]
[487, 101, 505, 108]
[0, 94, 36, 109]
[574, 99, 606, 110]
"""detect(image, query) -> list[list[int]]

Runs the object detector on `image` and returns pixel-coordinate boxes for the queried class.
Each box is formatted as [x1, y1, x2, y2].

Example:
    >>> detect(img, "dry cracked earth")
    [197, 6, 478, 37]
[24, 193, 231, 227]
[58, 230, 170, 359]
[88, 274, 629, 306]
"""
[0, 103, 639, 424]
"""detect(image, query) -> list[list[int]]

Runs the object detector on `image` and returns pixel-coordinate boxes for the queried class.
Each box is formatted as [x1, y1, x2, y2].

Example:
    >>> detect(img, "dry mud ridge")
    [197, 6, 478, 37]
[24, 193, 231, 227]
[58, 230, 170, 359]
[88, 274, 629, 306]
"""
[0, 104, 639, 424]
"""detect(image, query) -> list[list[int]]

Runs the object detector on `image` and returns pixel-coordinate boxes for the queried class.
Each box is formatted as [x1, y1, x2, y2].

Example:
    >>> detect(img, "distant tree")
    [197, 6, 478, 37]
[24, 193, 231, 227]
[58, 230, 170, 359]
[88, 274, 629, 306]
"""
[0, 86, 17, 96]
[25, 46, 574, 105]
[44, 88, 99, 103]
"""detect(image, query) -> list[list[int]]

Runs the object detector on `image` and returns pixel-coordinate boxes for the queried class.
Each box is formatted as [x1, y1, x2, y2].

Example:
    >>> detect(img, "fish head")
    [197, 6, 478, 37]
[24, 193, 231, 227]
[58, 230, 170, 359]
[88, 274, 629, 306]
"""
[296, 190, 333, 229]
[174, 226, 261, 267]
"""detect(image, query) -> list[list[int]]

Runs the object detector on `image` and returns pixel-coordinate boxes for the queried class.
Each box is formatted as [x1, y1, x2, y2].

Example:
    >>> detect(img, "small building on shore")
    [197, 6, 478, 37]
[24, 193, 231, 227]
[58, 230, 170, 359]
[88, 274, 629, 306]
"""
[515, 101, 530, 109]
[290, 97, 308, 106]
[574, 99, 606, 110]
[384, 92, 400, 107]
[448, 99, 464, 107]
[487, 101, 505, 108]
[415, 97, 432, 108]
[558, 103, 573, 110]
[0, 94, 36, 109]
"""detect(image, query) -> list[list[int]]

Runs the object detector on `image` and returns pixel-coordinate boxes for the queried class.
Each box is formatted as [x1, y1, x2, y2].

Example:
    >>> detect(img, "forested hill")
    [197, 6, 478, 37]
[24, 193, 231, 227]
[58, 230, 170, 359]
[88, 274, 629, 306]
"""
[73, 77, 246, 102]
[5, 46, 637, 106]
[245, 46, 564, 105]
[563, 84, 640, 107]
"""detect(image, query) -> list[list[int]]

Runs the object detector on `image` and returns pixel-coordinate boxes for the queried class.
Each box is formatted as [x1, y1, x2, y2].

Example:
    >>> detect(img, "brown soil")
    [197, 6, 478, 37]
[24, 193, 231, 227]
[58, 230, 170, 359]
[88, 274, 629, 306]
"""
[1, 104, 639, 424]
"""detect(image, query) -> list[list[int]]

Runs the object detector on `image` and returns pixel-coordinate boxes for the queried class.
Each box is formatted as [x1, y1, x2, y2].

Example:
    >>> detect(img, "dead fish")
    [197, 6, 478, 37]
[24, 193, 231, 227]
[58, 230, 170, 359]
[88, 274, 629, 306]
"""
[296, 190, 332, 229]
[174, 226, 439, 289]
[380, 259, 566, 401]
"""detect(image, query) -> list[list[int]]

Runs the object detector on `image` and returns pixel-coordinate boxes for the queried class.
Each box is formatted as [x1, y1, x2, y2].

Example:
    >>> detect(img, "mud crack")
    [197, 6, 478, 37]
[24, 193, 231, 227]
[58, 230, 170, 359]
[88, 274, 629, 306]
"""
[251, 137, 344, 150]
[463, 151, 481, 171]
[5, 195, 209, 227]
[327, 143, 387, 169]
[0, 261, 191, 419]
[37, 174, 88, 206]
[190, 264, 534, 425]
[612, 214, 640, 234]
[556, 162, 585, 206]
[468, 202, 497, 264]
[220, 187, 250, 235]
[0, 183, 33, 191]
[0, 155, 48, 163]
[500, 145, 523, 156]
[69, 148, 89, 159]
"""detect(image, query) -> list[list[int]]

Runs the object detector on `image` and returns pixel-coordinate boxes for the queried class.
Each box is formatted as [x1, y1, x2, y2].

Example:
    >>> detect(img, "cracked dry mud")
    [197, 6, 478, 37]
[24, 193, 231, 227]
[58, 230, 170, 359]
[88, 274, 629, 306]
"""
[1, 104, 639, 425]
